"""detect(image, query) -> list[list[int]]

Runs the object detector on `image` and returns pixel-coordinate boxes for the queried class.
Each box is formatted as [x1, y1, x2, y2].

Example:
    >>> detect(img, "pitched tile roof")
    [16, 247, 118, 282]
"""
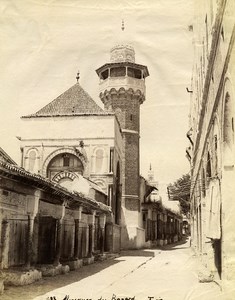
[0, 160, 111, 213]
[23, 83, 107, 118]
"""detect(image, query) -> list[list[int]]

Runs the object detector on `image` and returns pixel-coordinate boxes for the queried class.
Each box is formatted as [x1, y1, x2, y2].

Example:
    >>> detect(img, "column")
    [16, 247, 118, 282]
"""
[54, 202, 66, 266]
[88, 211, 96, 257]
[74, 207, 82, 260]
[0, 219, 10, 269]
[99, 214, 106, 254]
[25, 190, 40, 268]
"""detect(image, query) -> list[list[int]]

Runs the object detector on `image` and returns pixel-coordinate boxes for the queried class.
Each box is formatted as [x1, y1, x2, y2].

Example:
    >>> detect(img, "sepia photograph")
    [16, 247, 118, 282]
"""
[0, 1, 234, 299]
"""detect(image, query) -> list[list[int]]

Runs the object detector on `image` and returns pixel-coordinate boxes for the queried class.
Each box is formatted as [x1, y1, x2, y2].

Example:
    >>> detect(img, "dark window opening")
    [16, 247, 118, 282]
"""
[101, 69, 109, 80]
[214, 135, 218, 174]
[206, 152, 212, 179]
[110, 67, 126, 77]
[109, 148, 114, 172]
[63, 155, 70, 167]
[221, 26, 224, 41]
[127, 67, 142, 79]
[214, 135, 217, 151]
[202, 169, 206, 197]
[108, 184, 113, 206]
[205, 14, 209, 56]
[2, 190, 9, 196]
[130, 114, 133, 121]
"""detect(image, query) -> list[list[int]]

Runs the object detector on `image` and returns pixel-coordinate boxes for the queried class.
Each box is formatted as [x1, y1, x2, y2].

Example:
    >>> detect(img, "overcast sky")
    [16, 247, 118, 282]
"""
[0, 0, 194, 203]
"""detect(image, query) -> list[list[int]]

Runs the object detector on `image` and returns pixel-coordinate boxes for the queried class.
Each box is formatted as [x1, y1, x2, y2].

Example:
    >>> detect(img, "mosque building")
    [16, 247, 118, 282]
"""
[19, 42, 149, 250]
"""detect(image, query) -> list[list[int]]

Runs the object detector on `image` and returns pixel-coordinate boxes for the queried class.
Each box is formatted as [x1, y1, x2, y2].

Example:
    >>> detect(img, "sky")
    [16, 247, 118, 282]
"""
[0, 0, 194, 204]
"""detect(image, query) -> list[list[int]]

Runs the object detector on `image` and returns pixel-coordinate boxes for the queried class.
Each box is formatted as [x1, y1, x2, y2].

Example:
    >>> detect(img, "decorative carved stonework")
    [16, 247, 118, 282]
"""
[110, 45, 135, 63]
[52, 171, 78, 183]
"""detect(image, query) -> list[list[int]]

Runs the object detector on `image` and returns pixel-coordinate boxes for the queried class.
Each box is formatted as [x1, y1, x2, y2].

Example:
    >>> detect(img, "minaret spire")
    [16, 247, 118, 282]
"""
[76, 70, 80, 82]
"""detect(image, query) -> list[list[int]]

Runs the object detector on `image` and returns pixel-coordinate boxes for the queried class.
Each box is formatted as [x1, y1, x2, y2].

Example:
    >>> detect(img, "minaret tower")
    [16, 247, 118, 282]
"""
[96, 25, 149, 245]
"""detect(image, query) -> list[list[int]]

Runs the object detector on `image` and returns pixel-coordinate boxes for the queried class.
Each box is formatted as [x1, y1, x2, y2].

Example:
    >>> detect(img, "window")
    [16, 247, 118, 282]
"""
[202, 169, 206, 197]
[206, 152, 212, 179]
[214, 135, 218, 173]
[108, 184, 113, 206]
[96, 149, 104, 173]
[101, 69, 108, 80]
[28, 150, 37, 173]
[63, 154, 70, 167]
[109, 148, 114, 172]
[110, 67, 126, 77]
[205, 15, 209, 57]
[127, 67, 141, 79]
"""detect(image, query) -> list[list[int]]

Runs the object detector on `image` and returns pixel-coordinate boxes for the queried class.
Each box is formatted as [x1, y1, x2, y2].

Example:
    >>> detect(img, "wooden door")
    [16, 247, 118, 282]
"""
[37, 216, 56, 264]
[8, 219, 28, 267]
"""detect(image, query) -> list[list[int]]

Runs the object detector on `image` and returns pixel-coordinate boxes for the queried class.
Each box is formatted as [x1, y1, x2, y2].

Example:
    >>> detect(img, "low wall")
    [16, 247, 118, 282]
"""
[105, 223, 121, 253]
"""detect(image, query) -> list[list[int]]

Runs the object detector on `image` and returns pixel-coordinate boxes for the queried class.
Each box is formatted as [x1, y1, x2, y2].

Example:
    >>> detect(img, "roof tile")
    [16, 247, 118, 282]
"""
[24, 83, 105, 117]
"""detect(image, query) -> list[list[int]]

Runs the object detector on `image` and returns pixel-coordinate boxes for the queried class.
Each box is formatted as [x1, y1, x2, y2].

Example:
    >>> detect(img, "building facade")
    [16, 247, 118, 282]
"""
[0, 148, 111, 290]
[19, 44, 149, 250]
[188, 0, 235, 290]
[140, 167, 182, 247]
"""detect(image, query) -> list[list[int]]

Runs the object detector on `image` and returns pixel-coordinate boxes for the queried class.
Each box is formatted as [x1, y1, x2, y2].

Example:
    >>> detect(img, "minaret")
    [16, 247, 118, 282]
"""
[148, 163, 154, 182]
[96, 30, 149, 243]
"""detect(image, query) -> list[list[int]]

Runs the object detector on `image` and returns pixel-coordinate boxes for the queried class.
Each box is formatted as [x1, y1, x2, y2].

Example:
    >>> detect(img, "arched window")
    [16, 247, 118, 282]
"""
[28, 150, 37, 173]
[47, 153, 83, 179]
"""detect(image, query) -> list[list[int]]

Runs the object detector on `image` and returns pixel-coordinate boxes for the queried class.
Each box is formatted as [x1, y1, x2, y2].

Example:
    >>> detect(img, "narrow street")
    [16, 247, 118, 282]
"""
[1, 238, 223, 300]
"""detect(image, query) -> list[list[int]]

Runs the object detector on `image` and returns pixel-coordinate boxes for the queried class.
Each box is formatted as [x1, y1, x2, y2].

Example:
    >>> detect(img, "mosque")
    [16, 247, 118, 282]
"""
[19, 42, 150, 250]
[0, 33, 182, 290]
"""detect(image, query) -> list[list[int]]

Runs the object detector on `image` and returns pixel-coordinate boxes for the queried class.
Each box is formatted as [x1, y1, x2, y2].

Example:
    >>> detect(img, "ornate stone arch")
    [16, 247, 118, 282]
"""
[42, 147, 87, 177]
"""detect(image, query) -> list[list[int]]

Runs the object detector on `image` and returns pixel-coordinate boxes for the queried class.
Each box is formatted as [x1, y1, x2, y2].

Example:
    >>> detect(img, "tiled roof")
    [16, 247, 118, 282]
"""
[0, 160, 111, 213]
[23, 83, 107, 118]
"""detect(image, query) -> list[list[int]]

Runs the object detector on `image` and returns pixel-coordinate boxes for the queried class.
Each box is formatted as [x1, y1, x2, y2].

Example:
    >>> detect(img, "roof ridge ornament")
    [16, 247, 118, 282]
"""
[76, 70, 80, 82]
[121, 19, 125, 31]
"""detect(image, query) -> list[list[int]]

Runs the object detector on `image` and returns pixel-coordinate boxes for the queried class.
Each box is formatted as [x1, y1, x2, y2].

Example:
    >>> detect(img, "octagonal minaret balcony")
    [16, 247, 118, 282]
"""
[96, 45, 149, 105]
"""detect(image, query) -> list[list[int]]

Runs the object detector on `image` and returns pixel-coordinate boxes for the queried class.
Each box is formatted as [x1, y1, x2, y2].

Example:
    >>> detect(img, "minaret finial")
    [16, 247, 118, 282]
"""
[76, 70, 80, 82]
[150, 163, 152, 170]
[121, 19, 125, 31]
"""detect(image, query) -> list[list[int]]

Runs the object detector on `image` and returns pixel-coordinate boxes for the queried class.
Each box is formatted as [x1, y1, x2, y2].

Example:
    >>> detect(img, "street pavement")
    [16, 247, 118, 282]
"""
[2, 238, 232, 300]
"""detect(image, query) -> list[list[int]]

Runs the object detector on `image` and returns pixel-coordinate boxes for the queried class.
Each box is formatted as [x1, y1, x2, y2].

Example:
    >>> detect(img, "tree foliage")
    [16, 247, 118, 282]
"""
[167, 174, 191, 215]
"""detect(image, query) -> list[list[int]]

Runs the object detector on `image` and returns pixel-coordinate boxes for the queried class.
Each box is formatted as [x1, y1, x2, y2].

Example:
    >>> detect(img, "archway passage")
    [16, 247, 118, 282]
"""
[47, 153, 84, 180]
